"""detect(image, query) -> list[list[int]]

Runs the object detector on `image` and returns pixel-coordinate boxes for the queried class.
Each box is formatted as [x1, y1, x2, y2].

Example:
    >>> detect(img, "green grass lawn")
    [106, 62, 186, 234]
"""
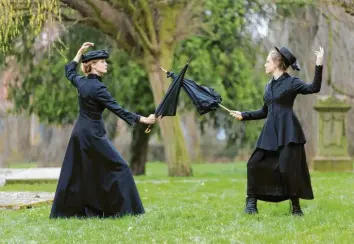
[1, 163, 353, 243]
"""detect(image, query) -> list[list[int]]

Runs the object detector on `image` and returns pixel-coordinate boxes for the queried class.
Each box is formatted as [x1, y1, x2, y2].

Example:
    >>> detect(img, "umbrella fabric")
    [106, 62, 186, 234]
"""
[154, 63, 189, 118]
[167, 72, 222, 115]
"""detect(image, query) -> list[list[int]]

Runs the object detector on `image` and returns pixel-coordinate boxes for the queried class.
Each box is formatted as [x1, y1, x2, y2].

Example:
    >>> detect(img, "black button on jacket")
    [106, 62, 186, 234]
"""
[242, 65, 323, 151]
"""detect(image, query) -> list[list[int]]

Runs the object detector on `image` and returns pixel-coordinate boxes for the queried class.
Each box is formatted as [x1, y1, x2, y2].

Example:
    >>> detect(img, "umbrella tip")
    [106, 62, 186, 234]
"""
[187, 56, 192, 64]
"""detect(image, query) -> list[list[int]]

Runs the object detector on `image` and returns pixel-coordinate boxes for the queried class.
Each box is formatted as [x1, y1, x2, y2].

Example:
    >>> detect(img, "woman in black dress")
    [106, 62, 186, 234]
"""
[50, 42, 156, 218]
[231, 46, 324, 216]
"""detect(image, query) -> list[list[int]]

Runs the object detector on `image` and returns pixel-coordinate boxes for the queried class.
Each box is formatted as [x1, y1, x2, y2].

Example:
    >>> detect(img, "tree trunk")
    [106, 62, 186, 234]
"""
[129, 78, 155, 175]
[144, 53, 192, 176]
[183, 111, 202, 163]
[129, 124, 150, 175]
[103, 111, 118, 140]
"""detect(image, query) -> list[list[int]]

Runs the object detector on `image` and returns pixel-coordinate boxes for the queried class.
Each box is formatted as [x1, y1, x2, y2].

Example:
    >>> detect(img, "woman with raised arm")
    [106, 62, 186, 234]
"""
[50, 42, 156, 218]
[231, 46, 324, 216]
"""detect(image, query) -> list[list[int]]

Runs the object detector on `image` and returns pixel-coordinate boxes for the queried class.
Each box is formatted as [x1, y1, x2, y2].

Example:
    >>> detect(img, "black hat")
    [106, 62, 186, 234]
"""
[274, 46, 300, 71]
[81, 50, 109, 63]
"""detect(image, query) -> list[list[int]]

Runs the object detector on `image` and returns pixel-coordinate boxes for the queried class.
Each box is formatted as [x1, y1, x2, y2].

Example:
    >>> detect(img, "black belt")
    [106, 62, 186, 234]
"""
[79, 111, 102, 120]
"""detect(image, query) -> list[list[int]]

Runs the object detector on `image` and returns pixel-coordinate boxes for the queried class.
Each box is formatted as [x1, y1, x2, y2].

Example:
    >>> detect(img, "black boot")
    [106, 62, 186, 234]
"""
[290, 198, 304, 216]
[245, 197, 258, 214]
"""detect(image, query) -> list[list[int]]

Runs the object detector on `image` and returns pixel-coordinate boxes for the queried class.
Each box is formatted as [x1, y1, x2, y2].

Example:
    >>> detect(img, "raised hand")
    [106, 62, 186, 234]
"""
[77, 42, 94, 55]
[315, 46, 324, 66]
[73, 42, 94, 63]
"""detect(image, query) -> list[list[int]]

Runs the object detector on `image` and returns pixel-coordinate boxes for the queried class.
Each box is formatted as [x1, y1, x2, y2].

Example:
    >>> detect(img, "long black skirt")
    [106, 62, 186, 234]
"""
[50, 116, 144, 218]
[247, 143, 314, 202]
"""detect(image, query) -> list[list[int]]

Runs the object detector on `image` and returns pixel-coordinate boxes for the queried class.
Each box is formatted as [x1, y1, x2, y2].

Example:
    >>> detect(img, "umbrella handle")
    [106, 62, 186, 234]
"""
[145, 125, 152, 134]
[218, 104, 232, 113]
[159, 66, 168, 73]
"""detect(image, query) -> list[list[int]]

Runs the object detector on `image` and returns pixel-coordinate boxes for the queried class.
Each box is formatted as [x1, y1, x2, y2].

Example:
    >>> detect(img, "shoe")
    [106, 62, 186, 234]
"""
[290, 198, 304, 216]
[245, 197, 258, 214]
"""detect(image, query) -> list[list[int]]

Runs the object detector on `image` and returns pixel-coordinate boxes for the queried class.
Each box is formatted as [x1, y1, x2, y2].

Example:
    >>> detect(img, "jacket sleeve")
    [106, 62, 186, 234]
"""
[95, 84, 141, 126]
[292, 65, 323, 94]
[241, 103, 268, 120]
[65, 61, 84, 88]
[241, 83, 269, 121]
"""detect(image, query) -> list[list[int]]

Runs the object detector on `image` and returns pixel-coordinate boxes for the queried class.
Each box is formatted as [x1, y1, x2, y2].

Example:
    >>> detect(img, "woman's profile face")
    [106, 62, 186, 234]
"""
[264, 54, 277, 74]
[92, 59, 108, 74]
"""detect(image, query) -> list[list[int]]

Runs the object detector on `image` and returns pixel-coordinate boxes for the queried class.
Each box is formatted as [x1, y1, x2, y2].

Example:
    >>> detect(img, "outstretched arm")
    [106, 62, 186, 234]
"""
[96, 84, 155, 126]
[240, 103, 268, 120]
[230, 103, 268, 121]
[230, 83, 269, 121]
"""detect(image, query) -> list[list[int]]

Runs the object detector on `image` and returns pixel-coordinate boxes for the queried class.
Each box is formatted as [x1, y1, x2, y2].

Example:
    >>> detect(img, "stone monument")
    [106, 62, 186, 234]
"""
[313, 96, 353, 172]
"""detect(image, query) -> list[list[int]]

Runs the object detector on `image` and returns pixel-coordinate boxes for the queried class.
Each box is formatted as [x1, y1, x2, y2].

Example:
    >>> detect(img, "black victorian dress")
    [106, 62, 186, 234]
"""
[241, 65, 323, 202]
[50, 61, 144, 218]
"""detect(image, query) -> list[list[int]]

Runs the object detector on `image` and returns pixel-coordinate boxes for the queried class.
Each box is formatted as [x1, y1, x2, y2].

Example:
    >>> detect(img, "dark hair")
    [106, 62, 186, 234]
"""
[269, 50, 289, 71]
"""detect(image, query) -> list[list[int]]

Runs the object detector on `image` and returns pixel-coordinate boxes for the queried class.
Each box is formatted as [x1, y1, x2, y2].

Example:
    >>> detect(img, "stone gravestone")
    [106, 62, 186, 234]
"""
[313, 96, 353, 172]
[0, 192, 54, 209]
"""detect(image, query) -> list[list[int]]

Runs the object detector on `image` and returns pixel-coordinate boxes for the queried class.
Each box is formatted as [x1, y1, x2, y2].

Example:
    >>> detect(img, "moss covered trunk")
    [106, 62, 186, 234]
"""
[144, 50, 192, 176]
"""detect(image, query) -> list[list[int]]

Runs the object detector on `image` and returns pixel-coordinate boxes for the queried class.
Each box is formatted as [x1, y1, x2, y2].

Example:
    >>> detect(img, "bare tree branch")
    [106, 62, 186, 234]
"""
[59, 0, 135, 52]
[138, 0, 158, 46]
[174, 0, 204, 42]
[120, 0, 157, 53]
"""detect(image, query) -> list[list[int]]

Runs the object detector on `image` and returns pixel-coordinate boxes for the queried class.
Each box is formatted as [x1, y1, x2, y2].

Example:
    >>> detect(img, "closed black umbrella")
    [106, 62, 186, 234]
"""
[145, 61, 190, 133]
[162, 67, 232, 114]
